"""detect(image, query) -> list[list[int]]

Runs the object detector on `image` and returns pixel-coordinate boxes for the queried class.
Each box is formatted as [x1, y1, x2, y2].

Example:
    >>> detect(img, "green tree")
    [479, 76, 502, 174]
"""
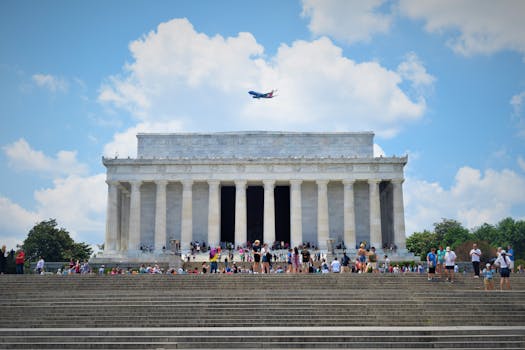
[406, 230, 438, 260]
[23, 219, 92, 262]
[496, 217, 525, 260]
[434, 218, 472, 249]
[472, 223, 499, 243]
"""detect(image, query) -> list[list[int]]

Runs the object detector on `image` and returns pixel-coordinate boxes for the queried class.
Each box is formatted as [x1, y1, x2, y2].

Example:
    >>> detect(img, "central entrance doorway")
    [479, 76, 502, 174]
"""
[247, 186, 263, 243]
[275, 186, 290, 245]
[219, 184, 291, 246]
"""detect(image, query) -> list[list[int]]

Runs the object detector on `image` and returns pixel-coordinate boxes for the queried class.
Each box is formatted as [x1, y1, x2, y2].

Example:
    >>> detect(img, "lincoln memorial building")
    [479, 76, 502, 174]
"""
[100, 131, 408, 260]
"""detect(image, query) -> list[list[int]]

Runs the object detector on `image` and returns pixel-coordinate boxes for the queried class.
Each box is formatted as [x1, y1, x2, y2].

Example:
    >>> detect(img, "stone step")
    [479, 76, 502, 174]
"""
[0, 327, 523, 349]
[1, 275, 523, 349]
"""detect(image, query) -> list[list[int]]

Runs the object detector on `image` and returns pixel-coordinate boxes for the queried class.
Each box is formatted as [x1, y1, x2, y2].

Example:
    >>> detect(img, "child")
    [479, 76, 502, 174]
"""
[482, 263, 494, 291]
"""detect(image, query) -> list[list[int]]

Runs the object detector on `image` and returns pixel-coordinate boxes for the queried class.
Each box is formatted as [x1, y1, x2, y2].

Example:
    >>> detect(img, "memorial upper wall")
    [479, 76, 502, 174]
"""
[137, 131, 374, 159]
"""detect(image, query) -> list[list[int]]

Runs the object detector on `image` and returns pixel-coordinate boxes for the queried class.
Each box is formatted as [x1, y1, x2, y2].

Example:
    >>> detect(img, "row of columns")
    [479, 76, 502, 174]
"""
[105, 179, 406, 254]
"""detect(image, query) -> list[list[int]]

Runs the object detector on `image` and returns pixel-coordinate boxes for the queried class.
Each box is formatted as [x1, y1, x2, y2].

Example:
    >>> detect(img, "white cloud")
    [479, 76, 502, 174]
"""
[397, 52, 435, 90]
[301, 0, 392, 44]
[34, 174, 107, 238]
[404, 166, 525, 235]
[32, 73, 68, 92]
[3, 138, 88, 177]
[0, 196, 40, 249]
[398, 0, 525, 57]
[0, 173, 106, 251]
[103, 120, 184, 158]
[99, 18, 431, 137]
[1, 139, 106, 250]
[518, 156, 525, 172]
[511, 91, 525, 137]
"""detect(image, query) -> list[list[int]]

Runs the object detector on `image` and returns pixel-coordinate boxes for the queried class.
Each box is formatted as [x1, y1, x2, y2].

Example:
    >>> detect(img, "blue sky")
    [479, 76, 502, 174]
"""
[1, 0, 525, 251]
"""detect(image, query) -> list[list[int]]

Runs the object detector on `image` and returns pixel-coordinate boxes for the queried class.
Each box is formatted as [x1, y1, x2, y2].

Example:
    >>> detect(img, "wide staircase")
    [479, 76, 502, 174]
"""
[0, 273, 524, 349]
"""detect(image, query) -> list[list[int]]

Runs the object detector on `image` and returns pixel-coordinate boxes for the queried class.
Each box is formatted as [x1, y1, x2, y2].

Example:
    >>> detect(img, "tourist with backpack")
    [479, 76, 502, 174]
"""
[495, 250, 512, 290]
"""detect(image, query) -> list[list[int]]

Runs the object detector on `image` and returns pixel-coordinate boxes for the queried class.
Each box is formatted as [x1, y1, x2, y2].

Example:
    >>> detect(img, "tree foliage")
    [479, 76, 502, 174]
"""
[408, 217, 524, 261]
[434, 219, 472, 248]
[406, 230, 438, 260]
[23, 219, 92, 262]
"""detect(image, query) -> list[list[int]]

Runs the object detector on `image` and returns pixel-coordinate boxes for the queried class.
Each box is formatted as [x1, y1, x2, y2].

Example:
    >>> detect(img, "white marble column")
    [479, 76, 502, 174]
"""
[207, 180, 221, 248]
[154, 180, 168, 253]
[181, 180, 193, 251]
[290, 180, 303, 248]
[263, 180, 276, 245]
[343, 180, 356, 251]
[316, 180, 329, 250]
[368, 179, 382, 249]
[392, 179, 407, 250]
[234, 180, 247, 247]
[104, 180, 119, 253]
[128, 180, 142, 253]
[119, 192, 130, 252]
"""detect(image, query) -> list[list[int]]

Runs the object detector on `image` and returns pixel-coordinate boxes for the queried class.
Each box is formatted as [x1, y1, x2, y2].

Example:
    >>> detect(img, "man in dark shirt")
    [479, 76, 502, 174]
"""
[301, 247, 311, 274]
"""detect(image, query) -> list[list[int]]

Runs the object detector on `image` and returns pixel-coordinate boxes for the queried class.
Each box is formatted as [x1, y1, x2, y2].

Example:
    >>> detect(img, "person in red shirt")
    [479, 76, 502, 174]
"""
[15, 250, 25, 274]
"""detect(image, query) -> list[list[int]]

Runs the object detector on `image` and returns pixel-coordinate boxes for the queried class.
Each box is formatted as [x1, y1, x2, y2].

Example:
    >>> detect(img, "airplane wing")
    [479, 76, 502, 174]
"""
[248, 91, 262, 98]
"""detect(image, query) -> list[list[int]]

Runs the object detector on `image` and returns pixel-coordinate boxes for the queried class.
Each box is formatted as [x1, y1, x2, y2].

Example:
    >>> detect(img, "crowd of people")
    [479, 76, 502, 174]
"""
[2, 241, 522, 285]
[426, 244, 516, 290]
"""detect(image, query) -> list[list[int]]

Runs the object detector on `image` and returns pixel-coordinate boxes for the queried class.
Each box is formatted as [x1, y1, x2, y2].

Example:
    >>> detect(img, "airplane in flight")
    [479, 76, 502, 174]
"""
[248, 89, 277, 99]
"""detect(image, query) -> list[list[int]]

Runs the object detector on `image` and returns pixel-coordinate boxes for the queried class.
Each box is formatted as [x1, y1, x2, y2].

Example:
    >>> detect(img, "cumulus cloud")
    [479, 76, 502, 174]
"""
[0, 139, 106, 249]
[301, 0, 392, 44]
[0, 196, 40, 244]
[3, 138, 88, 177]
[404, 166, 525, 235]
[34, 174, 107, 236]
[32, 73, 68, 92]
[398, 0, 525, 57]
[397, 52, 435, 91]
[0, 173, 106, 250]
[98, 18, 431, 137]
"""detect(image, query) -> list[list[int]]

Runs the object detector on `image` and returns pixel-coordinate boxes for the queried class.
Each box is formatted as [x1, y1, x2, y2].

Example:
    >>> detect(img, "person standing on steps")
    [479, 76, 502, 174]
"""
[15, 249, 25, 274]
[367, 247, 378, 273]
[252, 240, 261, 273]
[436, 245, 446, 278]
[292, 246, 300, 274]
[300, 246, 311, 274]
[341, 252, 350, 273]
[495, 250, 512, 290]
[444, 246, 456, 283]
[482, 263, 495, 291]
[0, 245, 7, 274]
[209, 247, 219, 274]
[469, 243, 482, 278]
[261, 243, 270, 274]
[357, 243, 367, 273]
[426, 247, 437, 281]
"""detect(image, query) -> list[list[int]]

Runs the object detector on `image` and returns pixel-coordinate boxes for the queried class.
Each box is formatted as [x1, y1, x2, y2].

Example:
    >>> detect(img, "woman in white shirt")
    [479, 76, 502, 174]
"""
[495, 250, 512, 290]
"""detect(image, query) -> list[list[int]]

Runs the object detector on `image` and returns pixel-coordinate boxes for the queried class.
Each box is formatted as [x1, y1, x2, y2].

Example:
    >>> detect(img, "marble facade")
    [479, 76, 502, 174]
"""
[100, 131, 408, 260]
